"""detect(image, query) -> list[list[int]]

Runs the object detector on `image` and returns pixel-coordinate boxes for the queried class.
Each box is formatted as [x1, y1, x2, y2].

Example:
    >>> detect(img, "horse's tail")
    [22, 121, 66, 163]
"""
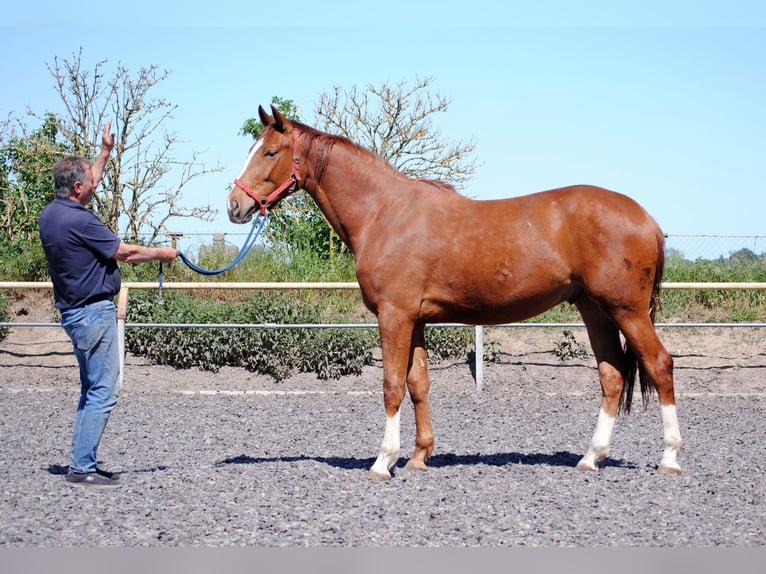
[618, 228, 665, 414]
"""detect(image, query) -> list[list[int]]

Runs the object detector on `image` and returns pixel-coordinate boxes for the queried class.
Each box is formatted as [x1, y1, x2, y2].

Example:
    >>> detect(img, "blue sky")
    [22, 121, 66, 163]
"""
[2, 1, 765, 254]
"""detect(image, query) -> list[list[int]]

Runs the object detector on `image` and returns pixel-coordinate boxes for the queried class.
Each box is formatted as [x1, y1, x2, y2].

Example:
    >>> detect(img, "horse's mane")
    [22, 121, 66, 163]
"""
[291, 121, 347, 184]
[291, 120, 456, 193]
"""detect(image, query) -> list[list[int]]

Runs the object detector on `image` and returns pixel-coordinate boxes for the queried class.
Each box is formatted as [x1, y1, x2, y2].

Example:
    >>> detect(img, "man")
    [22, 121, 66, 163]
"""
[39, 120, 178, 488]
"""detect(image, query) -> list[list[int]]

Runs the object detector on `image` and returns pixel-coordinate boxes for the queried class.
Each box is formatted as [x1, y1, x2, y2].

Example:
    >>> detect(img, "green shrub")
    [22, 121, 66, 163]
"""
[0, 239, 49, 281]
[425, 326, 473, 362]
[297, 328, 376, 380]
[552, 329, 590, 361]
[125, 290, 380, 380]
[123, 288, 478, 380]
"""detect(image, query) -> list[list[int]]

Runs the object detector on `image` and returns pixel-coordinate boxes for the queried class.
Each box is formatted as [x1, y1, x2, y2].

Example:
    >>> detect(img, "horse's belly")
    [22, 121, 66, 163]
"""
[419, 283, 578, 325]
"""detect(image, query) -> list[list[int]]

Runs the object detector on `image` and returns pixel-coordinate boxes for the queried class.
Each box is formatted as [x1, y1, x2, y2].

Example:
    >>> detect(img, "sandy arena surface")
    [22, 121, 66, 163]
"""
[0, 292, 764, 547]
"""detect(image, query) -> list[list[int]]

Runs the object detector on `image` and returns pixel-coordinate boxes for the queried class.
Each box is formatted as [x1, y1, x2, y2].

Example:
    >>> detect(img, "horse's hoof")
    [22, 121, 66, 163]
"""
[657, 463, 682, 476]
[404, 460, 428, 472]
[575, 459, 598, 472]
[366, 469, 392, 482]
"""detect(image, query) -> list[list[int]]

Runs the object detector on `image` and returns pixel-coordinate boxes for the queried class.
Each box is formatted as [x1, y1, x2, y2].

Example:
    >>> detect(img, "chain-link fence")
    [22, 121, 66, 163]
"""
[664, 234, 766, 262]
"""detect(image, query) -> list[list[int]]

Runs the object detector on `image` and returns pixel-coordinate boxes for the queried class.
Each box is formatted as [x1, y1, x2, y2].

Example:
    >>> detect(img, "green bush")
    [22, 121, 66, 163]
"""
[124, 289, 478, 380]
[425, 326, 473, 362]
[297, 328, 375, 380]
[0, 239, 49, 281]
[125, 290, 381, 380]
[553, 329, 590, 361]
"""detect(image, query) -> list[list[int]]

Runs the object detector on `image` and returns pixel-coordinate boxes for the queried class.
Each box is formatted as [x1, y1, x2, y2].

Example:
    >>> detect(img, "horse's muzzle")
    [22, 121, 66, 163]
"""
[227, 198, 254, 224]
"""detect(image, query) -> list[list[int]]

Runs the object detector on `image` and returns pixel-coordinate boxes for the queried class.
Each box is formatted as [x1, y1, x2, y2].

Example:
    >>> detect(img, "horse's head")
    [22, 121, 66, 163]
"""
[228, 104, 301, 224]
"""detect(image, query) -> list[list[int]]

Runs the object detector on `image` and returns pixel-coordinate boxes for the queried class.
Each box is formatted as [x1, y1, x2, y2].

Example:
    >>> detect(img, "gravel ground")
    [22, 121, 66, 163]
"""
[0, 311, 764, 547]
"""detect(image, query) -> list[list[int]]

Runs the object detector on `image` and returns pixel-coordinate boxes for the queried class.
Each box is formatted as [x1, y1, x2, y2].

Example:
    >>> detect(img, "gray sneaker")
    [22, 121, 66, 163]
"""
[65, 469, 122, 488]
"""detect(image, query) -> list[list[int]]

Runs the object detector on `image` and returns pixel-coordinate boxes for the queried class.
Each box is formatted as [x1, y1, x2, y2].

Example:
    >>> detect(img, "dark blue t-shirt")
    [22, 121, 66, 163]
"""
[39, 198, 122, 311]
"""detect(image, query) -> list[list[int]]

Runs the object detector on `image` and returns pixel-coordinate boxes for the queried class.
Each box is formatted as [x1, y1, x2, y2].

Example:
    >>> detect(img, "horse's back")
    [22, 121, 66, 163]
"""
[484, 184, 655, 225]
[478, 184, 662, 253]
[455, 184, 661, 253]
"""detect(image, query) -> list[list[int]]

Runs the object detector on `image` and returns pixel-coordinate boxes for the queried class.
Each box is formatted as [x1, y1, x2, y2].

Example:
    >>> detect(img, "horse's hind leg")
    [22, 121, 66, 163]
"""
[576, 299, 627, 471]
[404, 324, 434, 471]
[617, 312, 682, 475]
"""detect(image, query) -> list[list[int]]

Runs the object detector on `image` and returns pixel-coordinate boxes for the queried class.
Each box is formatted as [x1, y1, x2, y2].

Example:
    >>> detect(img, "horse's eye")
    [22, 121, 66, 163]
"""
[264, 150, 278, 157]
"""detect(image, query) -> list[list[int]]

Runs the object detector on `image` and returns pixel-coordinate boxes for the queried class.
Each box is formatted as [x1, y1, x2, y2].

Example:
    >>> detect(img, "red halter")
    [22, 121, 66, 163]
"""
[234, 130, 302, 216]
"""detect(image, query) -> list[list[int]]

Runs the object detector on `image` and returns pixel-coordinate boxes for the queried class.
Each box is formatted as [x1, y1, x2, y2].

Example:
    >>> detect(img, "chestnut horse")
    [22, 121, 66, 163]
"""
[228, 105, 683, 480]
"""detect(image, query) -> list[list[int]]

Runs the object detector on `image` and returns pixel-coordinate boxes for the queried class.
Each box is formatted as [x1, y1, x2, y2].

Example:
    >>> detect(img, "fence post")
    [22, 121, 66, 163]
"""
[475, 325, 484, 391]
[117, 286, 129, 387]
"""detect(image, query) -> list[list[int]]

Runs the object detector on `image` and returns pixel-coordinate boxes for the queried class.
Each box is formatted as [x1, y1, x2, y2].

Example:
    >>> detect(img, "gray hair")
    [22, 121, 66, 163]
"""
[53, 156, 89, 199]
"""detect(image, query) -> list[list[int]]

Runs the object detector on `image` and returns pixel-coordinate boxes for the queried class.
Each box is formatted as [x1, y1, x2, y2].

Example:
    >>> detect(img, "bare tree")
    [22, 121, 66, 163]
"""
[40, 49, 222, 243]
[314, 76, 478, 189]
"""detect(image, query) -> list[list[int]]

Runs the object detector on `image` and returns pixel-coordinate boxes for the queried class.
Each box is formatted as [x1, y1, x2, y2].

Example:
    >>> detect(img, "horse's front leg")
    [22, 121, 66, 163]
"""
[367, 311, 414, 481]
[404, 323, 434, 471]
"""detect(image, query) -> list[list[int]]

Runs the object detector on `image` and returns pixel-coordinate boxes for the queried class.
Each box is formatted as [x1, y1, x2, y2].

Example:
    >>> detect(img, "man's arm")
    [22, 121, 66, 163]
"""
[92, 119, 115, 185]
[113, 242, 179, 264]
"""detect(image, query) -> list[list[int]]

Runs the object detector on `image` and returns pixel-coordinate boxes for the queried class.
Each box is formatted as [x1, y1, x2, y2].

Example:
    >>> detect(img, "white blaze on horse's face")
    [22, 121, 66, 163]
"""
[228, 138, 265, 220]
[237, 138, 264, 181]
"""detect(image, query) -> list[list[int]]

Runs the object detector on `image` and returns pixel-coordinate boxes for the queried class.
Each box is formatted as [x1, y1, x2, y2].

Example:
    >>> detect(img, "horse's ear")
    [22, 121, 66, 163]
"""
[258, 105, 274, 127]
[271, 104, 287, 133]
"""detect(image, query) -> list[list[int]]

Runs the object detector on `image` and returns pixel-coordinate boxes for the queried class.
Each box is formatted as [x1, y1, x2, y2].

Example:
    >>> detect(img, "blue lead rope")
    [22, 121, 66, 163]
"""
[158, 262, 164, 303]
[157, 213, 268, 301]
[177, 213, 269, 275]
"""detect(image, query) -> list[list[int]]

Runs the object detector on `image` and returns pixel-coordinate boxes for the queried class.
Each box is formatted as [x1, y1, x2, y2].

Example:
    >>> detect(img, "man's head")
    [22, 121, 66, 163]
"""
[53, 156, 96, 205]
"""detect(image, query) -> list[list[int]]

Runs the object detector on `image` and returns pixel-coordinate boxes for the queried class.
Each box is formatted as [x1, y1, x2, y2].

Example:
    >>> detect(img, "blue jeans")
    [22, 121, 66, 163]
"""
[61, 299, 121, 474]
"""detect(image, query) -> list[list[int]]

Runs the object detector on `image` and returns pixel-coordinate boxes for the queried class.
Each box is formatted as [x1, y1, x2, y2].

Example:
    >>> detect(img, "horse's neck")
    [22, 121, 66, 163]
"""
[305, 144, 404, 253]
